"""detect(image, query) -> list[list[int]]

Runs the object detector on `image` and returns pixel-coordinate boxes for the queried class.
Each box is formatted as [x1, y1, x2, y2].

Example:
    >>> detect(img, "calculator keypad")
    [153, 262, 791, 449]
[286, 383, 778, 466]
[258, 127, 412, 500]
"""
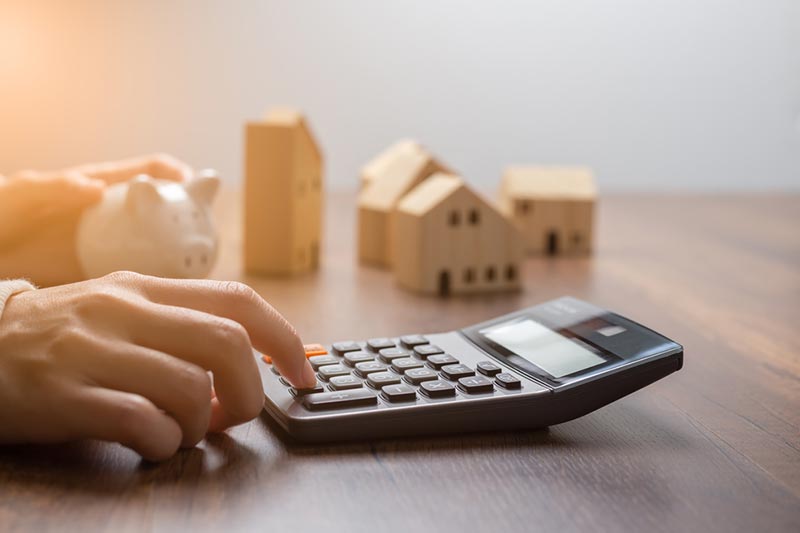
[262, 335, 525, 411]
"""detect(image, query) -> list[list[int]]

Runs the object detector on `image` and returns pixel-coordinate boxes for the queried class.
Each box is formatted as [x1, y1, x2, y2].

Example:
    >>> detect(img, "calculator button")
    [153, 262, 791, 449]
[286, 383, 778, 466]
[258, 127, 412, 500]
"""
[317, 364, 351, 380]
[332, 341, 362, 355]
[302, 389, 378, 410]
[400, 335, 428, 348]
[382, 384, 417, 402]
[284, 379, 324, 396]
[458, 375, 494, 394]
[420, 380, 456, 398]
[378, 347, 412, 363]
[426, 353, 459, 370]
[440, 364, 475, 381]
[354, 361, 388, 377]
[303, 343, 328, 356]
[367, 338, 396, 351]
[413, 344, 444, 359]
[476, 361, 502, 377]
[329, 375, 363, 390]
[367, 372, 402, 388]
[270, 365, 281, 376]
[404, 367, 438, 385]
[343, 351, 375, 366]
[308, 355, 339, 370]
[261, 354, 273, 364]
[391, 358, 425, 373]
[495, 372, 522, 390]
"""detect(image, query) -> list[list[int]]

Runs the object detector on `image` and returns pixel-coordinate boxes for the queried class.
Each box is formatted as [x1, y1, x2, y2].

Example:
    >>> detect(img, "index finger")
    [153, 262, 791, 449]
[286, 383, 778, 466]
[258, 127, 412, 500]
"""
[68, 153, 193, 184]
[129, 275, 316, 389]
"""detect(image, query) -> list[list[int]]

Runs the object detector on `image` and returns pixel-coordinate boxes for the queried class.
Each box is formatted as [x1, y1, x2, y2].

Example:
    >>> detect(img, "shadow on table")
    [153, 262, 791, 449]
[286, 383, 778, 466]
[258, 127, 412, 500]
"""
[0, 398, 692, 496]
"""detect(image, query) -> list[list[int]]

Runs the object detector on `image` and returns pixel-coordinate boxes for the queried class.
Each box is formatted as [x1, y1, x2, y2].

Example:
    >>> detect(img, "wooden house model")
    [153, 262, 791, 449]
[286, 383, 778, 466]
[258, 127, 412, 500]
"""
[244, 108, 323, 275]
[392, 173, 523, 295]
[499, 166, 596, 255]
[359, 139, 419, 190]
[357, 143, 449, 267]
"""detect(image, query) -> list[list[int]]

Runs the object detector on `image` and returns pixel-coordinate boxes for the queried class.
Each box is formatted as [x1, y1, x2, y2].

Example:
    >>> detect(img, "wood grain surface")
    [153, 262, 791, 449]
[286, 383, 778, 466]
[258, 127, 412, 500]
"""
[1, 190, 798, 533]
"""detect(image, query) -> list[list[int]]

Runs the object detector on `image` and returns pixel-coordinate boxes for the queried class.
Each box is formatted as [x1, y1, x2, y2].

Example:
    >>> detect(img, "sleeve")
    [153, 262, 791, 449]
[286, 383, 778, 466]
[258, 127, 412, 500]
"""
[0, 280, 36, 320]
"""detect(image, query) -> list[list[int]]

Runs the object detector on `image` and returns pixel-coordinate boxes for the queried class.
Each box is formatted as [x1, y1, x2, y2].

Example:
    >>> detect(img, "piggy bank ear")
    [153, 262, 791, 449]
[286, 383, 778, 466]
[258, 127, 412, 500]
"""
[186, 169, 220, 206]
[125, 174, 162, 213]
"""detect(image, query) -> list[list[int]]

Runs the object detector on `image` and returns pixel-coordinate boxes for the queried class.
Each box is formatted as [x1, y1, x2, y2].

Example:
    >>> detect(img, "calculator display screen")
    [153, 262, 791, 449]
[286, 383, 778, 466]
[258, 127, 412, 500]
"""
[482, 319, 606, 378]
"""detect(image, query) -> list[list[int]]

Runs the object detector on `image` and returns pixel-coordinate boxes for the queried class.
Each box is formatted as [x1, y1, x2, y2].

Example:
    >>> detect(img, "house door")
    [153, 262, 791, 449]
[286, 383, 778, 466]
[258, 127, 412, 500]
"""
[546, 230, 559, 255]
[438, 270, 451, 296]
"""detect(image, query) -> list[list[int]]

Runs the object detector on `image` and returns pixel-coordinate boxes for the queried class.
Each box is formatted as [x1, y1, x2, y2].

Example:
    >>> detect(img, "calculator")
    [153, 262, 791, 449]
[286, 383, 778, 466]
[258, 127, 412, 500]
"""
[257, 297, 683, 442]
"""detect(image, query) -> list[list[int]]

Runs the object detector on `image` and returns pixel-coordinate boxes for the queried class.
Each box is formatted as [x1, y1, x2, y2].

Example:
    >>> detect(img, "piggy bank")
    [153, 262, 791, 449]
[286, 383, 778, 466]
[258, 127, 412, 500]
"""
[76, 170, 221, 279]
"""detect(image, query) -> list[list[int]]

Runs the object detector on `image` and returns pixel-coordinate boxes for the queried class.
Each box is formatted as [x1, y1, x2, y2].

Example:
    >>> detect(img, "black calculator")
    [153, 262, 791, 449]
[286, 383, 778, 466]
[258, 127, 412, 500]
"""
[257, 297, 683, 442]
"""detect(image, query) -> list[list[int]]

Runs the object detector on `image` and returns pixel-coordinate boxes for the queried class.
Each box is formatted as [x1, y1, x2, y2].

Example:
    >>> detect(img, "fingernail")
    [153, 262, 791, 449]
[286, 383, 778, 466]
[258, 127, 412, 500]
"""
[301, 360, 317, 388]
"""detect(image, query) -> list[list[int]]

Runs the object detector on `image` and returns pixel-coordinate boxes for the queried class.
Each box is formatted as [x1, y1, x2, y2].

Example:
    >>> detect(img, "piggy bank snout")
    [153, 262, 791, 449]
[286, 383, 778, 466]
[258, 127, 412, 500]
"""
[178, 237, 217, 276]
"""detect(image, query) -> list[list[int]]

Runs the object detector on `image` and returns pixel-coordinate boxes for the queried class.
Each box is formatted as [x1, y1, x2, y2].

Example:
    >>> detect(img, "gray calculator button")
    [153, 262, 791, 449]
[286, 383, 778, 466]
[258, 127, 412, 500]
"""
[382, 384, 417, 402]
[391, 358, 425, 373]
[400, 335, 428, 348]
[440, 364, 475, 381]
[495, 372, 522, 390]
[404, 367, 438, 385]
[317, 364, 351, 380]
[476, 361, 502, 377]
[308, 355, 339, 370]
[367, 372, 402, 388]
[420, 380, 456, 398]
[367, 338, 396, 350]
[413, 344, 444, 359]
[426, 353, 459, 369]
[343, 351, 375, 366]
[332, 341, 361, 355]
[378, 347, 411, 363]
[354, 361, 388, 377]
[302, 389, 377, 411]
[270, 365, 281, 375]
[283, 379, 324, 396]
[329, 375, 363, 390]
[458, 375, 494, 394]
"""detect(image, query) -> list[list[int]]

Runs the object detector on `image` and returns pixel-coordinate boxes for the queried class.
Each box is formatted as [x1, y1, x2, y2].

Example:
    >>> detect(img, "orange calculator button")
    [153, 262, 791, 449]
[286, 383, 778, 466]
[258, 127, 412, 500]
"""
[261, 354, 273, 364]
[303, 344, 328, 357]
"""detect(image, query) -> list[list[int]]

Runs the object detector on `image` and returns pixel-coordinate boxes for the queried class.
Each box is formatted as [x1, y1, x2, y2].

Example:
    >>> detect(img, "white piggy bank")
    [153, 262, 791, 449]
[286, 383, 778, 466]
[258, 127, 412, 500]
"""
[76, 170, 221, 279]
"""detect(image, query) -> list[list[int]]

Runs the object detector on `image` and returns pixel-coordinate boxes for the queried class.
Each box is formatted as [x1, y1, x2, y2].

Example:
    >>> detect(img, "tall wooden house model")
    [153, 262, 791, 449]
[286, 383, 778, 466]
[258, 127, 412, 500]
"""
[499, 166, 596, 255]
[244, 108, 323, 275]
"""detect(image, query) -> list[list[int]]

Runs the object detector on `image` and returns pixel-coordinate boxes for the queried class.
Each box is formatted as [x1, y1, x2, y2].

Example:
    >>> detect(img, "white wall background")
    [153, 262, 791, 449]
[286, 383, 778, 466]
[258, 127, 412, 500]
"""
[1, 0, 798, 191]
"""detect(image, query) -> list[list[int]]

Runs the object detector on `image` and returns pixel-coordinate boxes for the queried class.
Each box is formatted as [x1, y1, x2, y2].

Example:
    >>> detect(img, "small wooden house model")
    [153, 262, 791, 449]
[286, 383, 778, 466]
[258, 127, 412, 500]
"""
[244, 108, 323, 275]
[499, 166, 596, 256]
[357, 143, 448, 267]
[392, 173, 523, 295]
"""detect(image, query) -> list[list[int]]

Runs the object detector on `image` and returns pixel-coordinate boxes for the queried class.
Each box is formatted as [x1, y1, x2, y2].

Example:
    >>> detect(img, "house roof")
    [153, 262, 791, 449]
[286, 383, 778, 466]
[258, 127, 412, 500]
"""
[502, 166, 596, 200]
[396, 173, 464, 216]
[358, 145, 445, 211]
[263, 108, 323, 164]
[360, 139, 420, 182]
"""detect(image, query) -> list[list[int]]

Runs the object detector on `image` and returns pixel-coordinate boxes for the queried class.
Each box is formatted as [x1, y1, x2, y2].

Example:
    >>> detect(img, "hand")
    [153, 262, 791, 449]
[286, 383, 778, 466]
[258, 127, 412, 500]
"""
[0, 154, 193, 286]
[0, 271, 317, 461]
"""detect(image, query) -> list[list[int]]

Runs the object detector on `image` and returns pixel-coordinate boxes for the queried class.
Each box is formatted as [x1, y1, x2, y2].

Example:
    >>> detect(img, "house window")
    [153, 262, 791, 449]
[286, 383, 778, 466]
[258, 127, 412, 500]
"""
[449, 210, 460, 226]
[297, 247, 306, 263]
[517, 201, 531, 215]
[468, 208, 480, 225]
[485, 266, 496, 282]
[464, 268, 475, 284]
[505, 264, 517, 281]
[573, 233, 582, 245]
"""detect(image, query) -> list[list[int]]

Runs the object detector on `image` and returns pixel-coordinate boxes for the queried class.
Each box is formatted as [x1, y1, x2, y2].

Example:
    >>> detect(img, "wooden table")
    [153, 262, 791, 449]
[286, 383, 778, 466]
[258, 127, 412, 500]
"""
[1, 191, 798, 532]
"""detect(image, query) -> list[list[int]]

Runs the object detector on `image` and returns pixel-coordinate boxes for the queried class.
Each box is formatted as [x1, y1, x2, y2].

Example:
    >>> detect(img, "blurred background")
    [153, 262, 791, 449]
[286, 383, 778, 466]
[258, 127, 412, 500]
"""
[0, 0, 798, 191]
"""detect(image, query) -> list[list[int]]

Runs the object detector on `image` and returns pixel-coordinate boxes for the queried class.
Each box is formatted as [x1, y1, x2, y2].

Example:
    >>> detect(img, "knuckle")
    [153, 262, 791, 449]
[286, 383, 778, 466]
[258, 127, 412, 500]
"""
[103, 270, 143, 286]
[114, 395, 153, 436]
[175, 365, 211, 406]
[50, 326, 93, 356]
[214, 318, 251, 352]
[219, 280, 259, 304]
